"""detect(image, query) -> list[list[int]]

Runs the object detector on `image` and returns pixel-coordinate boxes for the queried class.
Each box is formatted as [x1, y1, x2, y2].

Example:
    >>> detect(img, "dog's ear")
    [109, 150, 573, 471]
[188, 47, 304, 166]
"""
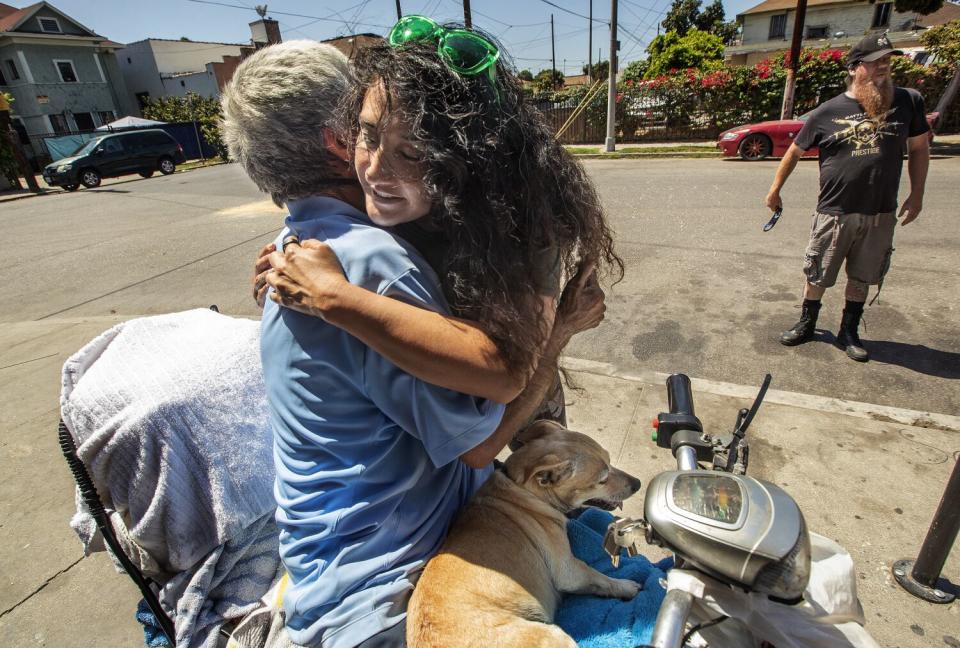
[533, 459, 574, 487]
[512, 419, 565, 449]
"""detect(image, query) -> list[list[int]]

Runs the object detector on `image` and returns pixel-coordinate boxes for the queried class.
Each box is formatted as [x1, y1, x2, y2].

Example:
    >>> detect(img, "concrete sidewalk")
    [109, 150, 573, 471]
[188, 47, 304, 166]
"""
[0, 316, 957, 647]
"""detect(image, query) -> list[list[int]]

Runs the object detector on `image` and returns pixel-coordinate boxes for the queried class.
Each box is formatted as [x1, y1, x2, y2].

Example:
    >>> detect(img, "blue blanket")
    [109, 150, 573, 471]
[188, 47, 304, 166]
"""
[557, 509, 673, 648]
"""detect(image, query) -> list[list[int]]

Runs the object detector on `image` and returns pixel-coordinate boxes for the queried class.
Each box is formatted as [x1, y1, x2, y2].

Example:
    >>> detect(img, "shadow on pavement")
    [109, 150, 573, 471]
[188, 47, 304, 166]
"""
[806, 330, 960, 379]
[866, 340, 960, 379]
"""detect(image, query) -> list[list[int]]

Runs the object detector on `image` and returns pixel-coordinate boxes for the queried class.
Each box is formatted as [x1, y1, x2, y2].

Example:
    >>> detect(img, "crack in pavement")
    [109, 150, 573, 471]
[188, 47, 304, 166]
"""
[0, 353, 60, 371]
[0, 557, 83, 619]
[35, 227, 278, 321]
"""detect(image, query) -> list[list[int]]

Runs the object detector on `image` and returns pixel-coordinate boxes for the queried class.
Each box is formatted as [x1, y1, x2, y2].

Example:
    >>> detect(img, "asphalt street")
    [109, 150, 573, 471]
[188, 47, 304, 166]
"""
[4, 156, 958, 413]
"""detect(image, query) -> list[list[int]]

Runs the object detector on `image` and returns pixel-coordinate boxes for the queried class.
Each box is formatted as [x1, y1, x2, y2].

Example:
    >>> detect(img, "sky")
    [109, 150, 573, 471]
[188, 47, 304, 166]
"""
[28, 0, 761, 75]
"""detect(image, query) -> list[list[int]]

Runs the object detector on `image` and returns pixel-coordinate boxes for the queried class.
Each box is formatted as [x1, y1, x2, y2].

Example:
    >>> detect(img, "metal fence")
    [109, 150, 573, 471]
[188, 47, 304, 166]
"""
[538, 97, 724, 145]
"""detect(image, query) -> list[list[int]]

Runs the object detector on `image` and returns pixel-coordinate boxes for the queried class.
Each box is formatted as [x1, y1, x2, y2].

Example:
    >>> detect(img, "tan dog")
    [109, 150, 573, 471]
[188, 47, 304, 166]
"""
[407, 420, 643, 648]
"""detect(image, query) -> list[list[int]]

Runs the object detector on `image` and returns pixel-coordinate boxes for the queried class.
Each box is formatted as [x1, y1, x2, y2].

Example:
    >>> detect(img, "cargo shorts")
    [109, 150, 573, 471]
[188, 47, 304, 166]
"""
[802, 211, 896, 288]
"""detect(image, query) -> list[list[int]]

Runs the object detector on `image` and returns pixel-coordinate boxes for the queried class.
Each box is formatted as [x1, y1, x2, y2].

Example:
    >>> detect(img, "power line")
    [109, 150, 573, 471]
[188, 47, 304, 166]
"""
[443, 0, 547, 28]
[185, 0, 393, 30]
[536, 0, 609, 25]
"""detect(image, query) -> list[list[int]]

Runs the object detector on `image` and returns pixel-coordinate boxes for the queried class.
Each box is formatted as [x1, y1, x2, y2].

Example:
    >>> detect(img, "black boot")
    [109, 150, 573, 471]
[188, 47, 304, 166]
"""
[837, 301, 868, 362]
[780, 299, 821, 346]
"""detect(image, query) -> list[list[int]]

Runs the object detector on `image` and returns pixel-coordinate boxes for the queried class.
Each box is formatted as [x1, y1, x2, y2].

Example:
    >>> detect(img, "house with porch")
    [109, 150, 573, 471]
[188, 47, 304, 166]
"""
[0, 1, 135, 155]
[725, 0, 960, 66]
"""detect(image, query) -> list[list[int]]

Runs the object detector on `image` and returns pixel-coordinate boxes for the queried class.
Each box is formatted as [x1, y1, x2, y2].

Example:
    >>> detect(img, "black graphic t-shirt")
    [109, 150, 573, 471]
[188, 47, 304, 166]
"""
[794, 87, 928, 216]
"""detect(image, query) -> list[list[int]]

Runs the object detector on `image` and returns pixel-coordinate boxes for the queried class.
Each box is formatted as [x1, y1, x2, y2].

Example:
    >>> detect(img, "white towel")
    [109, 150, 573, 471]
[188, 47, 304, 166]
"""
[60, 308, 281, 647]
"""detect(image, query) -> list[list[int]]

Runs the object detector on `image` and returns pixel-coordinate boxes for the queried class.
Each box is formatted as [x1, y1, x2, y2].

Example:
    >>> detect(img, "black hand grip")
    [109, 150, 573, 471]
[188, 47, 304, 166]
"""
[666, 373, 695, 417]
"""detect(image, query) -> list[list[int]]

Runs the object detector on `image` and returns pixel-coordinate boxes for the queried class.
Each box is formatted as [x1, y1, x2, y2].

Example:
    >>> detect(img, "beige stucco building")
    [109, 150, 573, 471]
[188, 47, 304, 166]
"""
[725, 0, 960, 66]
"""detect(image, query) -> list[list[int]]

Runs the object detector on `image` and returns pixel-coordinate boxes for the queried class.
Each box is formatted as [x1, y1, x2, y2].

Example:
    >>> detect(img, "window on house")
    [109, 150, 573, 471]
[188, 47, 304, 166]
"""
[5, 59, 19, 81]
[49, 113, 70, 134]
[54, 60, 78, 83]
[38, 17, 62, 33]
[872, 2, 892, 28]
[806, 25, 828, 38]
[769, 14, 787, 39]
[180, 79, 186, 87]
[127, 57, 132, 64]
[98, 110, 115, 125]
[73, 112, 95, 131]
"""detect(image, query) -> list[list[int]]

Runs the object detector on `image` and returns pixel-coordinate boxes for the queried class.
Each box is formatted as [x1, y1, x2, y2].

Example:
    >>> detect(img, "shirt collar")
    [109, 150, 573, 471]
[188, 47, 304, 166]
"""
[286, 195, 367, 224]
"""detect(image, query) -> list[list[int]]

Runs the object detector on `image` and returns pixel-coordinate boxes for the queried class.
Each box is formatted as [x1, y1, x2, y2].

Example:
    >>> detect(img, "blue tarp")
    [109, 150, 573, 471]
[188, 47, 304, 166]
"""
[45, 133, 100, 161]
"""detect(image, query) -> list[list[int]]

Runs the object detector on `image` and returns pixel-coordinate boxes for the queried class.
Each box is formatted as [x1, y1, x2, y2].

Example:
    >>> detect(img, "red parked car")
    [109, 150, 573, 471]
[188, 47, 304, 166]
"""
[717, 112, 819, 161]
[718, 111, 937, 161]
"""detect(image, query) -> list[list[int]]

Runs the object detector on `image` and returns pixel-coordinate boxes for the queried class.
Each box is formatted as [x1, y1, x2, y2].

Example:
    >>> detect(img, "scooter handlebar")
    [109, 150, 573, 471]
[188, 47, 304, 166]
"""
[666, 374, 695, 417]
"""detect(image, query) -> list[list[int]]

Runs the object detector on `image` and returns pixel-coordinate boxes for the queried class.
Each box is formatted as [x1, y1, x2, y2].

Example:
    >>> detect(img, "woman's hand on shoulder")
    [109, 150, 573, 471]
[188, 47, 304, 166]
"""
[266, 240, 348, 319]
[252, 242, 276, 308]
[555, 261, 606, 342]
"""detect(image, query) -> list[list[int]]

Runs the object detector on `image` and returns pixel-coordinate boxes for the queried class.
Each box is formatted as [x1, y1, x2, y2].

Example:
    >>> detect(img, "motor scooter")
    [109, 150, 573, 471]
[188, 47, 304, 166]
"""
[603, 374, 880, 648]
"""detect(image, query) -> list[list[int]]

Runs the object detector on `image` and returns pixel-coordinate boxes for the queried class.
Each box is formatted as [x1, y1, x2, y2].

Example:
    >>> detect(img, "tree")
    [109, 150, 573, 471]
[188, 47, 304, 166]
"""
[893, 0, 943, 14]
[644, 29, 725, 78]
[662, 0, 738, 42]
[518, 69, 534, 81]
[696, 0, 739, 43]
[622, 59, 649, 83]
[582, 60, 610, 80]
[141, 92, 228, 159]
[0, 91, 19, 184]
[921, 19, 960, 65]
[661, 0, 703, 36]
[533, 69, 564, 92]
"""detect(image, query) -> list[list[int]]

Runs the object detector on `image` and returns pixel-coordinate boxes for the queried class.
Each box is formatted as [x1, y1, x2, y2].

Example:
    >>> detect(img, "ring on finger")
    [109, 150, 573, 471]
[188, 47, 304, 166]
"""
[282, 235, 300, 252]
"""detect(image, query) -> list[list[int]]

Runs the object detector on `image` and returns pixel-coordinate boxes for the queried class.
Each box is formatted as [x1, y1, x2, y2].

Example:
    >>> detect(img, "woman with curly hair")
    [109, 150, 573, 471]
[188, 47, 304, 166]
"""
[264, 22, 622, 419]
[234, 22, 622, 648]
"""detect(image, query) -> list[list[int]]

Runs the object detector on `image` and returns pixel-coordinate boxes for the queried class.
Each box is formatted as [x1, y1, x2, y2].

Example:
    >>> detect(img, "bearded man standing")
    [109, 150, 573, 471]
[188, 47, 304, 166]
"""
[766, 34, 930, 361]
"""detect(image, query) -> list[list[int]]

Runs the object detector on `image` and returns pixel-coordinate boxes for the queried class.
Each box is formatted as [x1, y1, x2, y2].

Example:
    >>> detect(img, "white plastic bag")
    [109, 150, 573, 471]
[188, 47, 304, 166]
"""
[672, 532, 881, 648]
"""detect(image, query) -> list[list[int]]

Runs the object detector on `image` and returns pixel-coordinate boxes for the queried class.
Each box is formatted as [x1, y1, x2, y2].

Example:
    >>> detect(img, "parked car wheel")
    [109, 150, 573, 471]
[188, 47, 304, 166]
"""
[63, 184, 80, 192]
[159, 157, 176, 175]
[139, 170, 155, 178]
[739, 134, 772, 161]
[80, 169, 102, 188]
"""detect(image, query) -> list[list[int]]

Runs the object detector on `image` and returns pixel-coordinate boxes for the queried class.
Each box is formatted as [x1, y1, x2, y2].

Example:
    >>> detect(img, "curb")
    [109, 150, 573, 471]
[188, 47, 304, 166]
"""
[571, 151, 721, 159]
[560, 356, 960, 433]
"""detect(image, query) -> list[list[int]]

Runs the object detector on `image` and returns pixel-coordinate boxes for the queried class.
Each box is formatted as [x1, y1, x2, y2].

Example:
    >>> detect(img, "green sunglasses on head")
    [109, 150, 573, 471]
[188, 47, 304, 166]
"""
[388, 15, 500, 77]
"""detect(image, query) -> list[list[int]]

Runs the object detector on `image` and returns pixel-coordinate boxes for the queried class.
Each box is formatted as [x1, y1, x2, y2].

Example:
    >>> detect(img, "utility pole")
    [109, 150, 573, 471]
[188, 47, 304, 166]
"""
[605, 0, 618, 152]
[551, 14, 557, 89]
[780, 0, 808, 119]
[463, 0, 471, 28]
[395, 0, 402, 19]
[588, 0, 593, 83]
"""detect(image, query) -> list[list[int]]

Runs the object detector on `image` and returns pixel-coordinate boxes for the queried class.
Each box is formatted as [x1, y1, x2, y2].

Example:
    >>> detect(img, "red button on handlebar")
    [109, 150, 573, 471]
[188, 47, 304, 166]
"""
[652, 417, 659, 429]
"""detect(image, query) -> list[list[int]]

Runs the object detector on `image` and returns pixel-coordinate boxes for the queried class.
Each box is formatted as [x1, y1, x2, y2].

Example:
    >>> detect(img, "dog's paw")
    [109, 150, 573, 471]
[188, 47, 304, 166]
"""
[610, 577, 641, 600]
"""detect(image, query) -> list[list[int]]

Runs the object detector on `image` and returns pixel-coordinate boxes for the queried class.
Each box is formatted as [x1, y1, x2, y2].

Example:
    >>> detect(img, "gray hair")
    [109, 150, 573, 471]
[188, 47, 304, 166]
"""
[221, 40, 353, 205]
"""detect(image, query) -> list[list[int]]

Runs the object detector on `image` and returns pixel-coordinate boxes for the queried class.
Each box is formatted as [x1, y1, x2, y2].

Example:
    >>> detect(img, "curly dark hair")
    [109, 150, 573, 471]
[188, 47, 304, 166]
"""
[338, 34, 623, 377]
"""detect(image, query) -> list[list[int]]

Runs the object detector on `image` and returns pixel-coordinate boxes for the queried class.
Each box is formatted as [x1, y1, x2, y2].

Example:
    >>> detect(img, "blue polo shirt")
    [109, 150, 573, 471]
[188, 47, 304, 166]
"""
[260, 196, 503, 648]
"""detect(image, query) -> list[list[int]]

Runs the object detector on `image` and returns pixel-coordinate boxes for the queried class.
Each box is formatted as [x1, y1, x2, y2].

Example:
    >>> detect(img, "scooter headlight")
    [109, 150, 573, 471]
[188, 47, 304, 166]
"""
[752, 513, 811, 600]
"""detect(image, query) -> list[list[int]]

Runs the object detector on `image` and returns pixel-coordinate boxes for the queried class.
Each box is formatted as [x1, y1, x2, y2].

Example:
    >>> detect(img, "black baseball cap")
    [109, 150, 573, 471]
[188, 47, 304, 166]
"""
[847, 33, 903, 67]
